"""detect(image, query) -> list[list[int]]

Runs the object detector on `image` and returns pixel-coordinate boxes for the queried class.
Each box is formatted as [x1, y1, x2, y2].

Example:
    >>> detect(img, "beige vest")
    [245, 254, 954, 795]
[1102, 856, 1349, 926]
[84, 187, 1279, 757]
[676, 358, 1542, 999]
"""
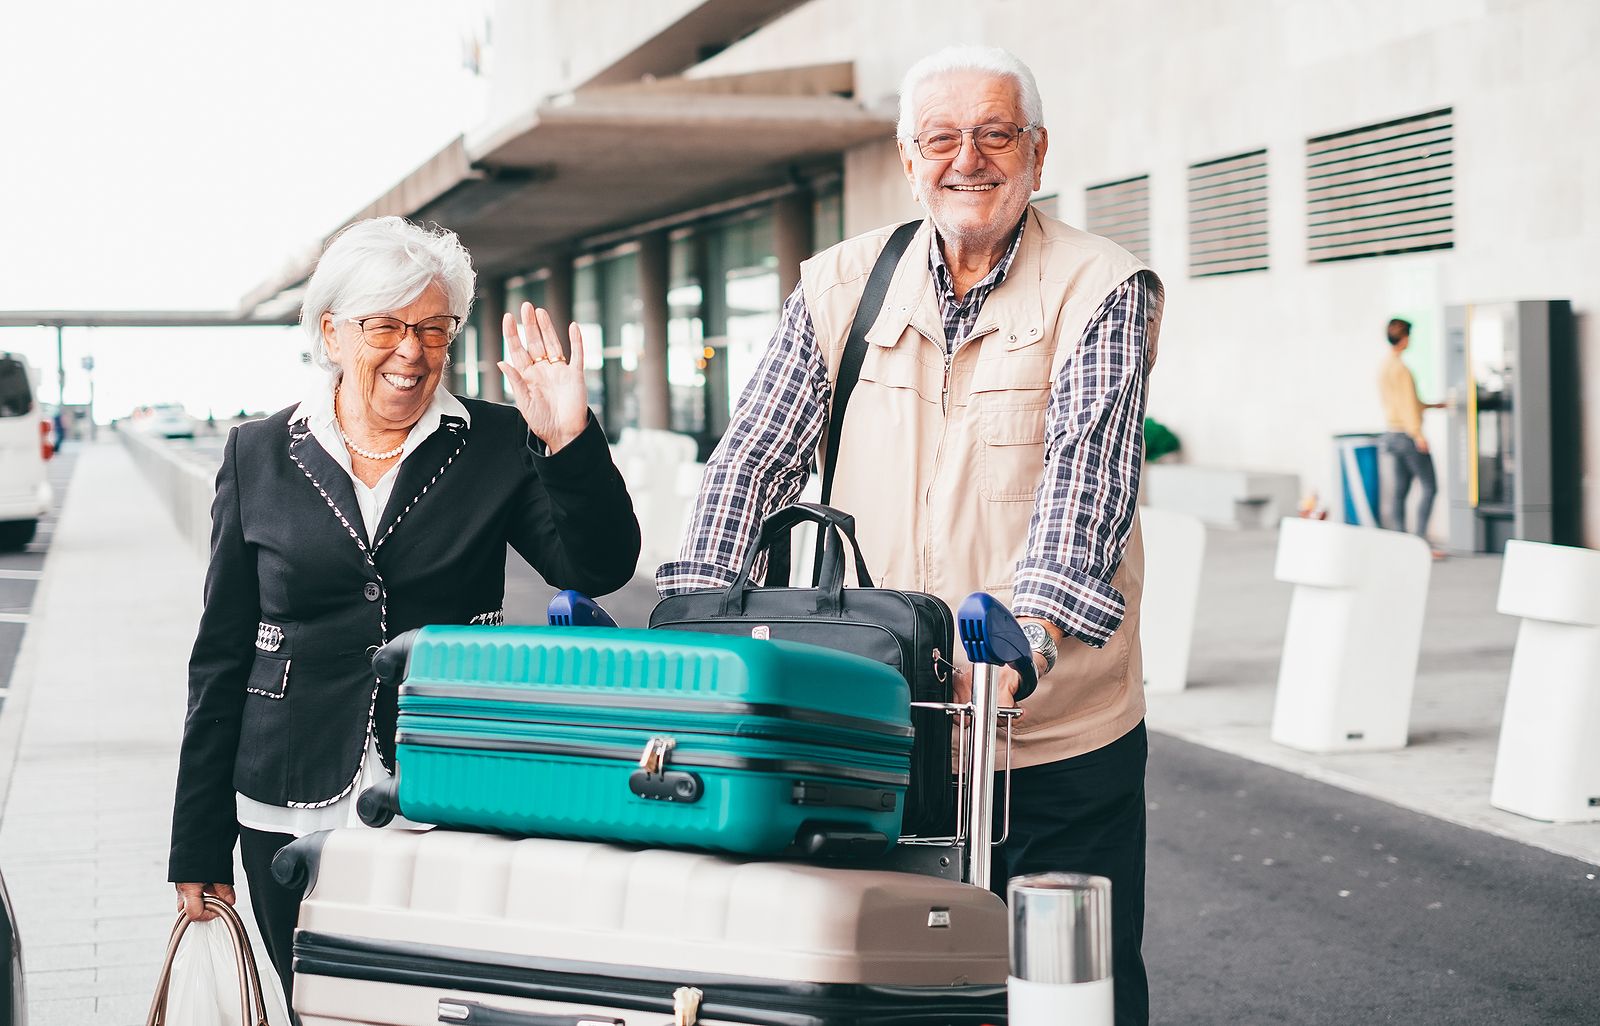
[800, 208, 1165, 768]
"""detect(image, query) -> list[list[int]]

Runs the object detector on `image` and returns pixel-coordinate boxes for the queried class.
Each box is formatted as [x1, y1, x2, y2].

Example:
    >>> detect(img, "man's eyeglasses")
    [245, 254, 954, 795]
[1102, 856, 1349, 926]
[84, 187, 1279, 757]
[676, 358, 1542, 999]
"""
[911, 122, 1038, 160]
[348, 315, 460, 349]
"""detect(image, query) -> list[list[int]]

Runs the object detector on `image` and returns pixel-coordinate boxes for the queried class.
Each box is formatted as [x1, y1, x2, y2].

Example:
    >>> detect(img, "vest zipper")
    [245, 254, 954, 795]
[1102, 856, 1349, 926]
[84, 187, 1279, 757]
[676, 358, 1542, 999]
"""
[927, 338, 963, 588]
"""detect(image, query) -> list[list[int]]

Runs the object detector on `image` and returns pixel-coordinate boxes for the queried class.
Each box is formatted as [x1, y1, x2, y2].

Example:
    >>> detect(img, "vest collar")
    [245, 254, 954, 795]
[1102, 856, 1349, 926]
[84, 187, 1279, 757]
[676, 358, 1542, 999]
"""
[866, 208, 1048, 354]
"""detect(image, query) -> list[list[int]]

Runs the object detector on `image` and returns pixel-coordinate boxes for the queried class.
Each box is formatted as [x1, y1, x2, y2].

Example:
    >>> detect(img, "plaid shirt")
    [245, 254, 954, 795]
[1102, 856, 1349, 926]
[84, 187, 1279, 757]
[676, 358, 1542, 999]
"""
[657, 220, 1155, 648]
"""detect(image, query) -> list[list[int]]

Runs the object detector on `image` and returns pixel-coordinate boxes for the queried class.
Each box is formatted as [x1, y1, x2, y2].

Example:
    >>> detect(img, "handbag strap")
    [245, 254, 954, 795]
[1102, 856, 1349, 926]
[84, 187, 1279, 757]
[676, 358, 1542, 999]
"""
[760, 502, 874, 589]
[769, 218, 922, 585]
[820, 218, 922, 505]
[146, 895, 271, 1026]
[721, 503, 875, 616]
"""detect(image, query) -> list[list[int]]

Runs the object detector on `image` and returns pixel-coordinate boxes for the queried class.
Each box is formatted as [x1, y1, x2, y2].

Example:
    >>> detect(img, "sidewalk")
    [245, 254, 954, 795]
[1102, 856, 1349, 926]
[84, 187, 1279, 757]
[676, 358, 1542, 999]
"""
[1144, 528, 1600, 867]
[0, 442, 203, 1025]
[0, 443, 1594, 1024]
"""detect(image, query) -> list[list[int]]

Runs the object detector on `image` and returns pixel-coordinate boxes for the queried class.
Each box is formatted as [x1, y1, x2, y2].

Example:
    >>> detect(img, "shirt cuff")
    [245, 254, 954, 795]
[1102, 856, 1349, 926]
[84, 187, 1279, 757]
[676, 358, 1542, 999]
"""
[1011, 557, 1129, 649]
[655, 559, 741, 596]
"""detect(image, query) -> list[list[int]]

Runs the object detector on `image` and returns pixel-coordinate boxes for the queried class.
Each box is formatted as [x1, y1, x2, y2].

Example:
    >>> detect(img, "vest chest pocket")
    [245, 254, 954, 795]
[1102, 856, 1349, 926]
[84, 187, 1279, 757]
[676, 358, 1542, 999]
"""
[978, 400, 1049, 501]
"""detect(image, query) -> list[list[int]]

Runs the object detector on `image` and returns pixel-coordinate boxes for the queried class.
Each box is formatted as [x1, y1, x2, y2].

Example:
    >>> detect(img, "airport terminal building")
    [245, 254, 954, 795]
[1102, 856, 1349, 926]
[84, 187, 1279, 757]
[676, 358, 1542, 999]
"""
[244, 0, 1600, 548]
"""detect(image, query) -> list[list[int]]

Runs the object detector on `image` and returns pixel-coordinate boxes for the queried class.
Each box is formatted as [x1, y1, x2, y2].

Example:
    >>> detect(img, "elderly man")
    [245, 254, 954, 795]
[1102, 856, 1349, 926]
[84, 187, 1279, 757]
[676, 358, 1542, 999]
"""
[657, 45, 1163, 1025]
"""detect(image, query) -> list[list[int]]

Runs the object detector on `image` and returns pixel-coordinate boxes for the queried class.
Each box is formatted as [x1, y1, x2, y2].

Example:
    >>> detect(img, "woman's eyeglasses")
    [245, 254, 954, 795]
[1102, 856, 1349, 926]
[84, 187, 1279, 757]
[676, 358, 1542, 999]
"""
[348, 315, 460, 349]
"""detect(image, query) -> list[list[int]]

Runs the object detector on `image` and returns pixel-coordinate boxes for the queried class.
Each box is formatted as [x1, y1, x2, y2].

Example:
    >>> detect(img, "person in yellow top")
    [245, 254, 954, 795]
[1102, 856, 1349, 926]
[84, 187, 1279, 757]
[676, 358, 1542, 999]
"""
[1379, 318, 1447, 556]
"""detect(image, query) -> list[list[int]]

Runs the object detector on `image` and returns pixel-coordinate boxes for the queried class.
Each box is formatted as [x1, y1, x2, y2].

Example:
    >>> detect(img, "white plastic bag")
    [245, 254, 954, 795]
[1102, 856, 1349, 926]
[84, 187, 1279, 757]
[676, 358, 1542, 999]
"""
[160, 916, 292, 1026]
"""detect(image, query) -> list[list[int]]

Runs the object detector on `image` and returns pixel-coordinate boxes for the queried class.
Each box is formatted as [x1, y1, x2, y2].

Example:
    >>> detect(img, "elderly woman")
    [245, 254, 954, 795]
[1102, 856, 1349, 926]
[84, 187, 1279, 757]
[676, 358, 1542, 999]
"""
[167, 216, 639, 1001]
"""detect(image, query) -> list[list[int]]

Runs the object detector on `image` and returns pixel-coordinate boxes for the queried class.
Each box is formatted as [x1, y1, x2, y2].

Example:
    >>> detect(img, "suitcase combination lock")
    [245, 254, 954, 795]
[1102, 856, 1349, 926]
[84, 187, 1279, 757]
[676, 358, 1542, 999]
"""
[631, 736, 704, 803]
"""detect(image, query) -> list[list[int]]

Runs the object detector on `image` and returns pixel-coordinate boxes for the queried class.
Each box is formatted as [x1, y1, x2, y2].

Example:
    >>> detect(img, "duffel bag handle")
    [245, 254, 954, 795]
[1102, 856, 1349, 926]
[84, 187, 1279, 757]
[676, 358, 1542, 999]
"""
[719, 503, 874, 616]
[759, 503, 874, 589]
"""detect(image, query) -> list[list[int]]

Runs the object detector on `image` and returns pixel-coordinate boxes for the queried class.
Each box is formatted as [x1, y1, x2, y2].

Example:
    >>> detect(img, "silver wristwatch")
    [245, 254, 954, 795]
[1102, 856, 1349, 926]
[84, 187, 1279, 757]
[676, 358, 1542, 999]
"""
[1021, 622, 1057, 674]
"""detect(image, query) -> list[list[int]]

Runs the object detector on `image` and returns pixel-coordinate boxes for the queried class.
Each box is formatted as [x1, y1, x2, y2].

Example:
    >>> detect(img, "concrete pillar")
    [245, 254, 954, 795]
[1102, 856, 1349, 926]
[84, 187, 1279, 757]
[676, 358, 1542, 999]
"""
[476, 276, 507, 403]
[544, 257, 575, 358]
[636, 230, 672, 431]
[773, 190, 814, 301]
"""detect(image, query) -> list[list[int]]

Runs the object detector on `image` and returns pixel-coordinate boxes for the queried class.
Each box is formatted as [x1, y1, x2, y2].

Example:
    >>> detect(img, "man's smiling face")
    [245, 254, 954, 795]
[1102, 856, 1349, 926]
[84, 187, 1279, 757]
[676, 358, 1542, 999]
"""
[900, 69, 1047, 257]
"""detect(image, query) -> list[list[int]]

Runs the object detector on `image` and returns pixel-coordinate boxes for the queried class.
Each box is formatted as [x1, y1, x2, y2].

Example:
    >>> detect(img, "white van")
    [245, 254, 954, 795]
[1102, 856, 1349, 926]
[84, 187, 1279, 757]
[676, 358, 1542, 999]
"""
[0, 352, 54, 551]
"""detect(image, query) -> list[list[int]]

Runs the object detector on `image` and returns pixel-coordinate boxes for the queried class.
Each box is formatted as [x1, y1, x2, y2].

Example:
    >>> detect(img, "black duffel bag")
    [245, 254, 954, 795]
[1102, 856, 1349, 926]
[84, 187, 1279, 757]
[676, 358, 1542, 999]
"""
[649, 502, 954, 837]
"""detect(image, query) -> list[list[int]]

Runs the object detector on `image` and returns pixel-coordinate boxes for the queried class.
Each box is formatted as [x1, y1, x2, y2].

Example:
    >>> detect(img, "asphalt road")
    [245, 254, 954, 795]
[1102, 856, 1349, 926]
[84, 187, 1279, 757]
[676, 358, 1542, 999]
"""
[1144, 733, 1598, 1024]
[502, 565, 1600, 1025]
[0, 449, 76, 703]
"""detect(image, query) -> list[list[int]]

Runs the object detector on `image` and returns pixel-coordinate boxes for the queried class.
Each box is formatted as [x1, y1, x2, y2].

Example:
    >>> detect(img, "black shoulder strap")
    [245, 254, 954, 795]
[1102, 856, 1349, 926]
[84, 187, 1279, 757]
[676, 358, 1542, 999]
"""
[820, 218, 922, 504]
[764, 219, 921, 587]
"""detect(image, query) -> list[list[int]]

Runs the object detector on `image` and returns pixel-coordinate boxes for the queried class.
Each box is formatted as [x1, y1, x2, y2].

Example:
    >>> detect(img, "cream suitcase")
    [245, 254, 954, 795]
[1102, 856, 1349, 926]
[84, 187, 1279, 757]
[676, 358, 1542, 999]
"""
[275, 827, 1009, 1026]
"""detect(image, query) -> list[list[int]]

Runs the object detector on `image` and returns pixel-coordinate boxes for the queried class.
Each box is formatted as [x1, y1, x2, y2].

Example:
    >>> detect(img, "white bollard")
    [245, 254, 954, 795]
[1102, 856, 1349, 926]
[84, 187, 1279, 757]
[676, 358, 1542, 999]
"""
[1270, 518, 1431, 753]
[1007, 873, 1114, 1026]
[1140, 508, 1206, 694]
[1490, 540, 1600, 822]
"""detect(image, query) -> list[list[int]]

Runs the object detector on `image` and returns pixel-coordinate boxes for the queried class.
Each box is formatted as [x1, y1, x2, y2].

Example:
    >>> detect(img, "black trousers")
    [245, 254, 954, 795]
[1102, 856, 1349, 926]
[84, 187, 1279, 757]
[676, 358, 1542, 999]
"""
[238, 825, 303, 1014]
[990, 720, 1149, 1026]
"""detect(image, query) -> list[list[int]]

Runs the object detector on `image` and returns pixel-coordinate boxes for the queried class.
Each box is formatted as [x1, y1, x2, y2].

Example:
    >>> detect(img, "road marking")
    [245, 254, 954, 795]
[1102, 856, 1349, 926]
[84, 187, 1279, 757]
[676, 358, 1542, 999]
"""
[0, 569, 42, 580]
[0, 613, 30, 624]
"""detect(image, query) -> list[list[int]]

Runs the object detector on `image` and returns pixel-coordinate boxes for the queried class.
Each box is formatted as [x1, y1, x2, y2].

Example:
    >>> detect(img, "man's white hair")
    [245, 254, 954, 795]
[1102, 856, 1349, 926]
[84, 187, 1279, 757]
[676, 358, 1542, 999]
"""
[896, 45, 1045, 141]
[300, 216, 477, 375]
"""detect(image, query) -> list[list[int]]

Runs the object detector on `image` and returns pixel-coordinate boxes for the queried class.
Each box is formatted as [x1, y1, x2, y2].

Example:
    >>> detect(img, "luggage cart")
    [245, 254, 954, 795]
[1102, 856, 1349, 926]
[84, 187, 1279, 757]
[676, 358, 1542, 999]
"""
[273, 591, 1037, 1025]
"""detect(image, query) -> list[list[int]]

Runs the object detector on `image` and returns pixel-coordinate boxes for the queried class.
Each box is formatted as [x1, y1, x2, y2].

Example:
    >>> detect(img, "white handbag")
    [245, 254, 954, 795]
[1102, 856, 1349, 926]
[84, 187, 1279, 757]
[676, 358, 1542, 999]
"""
[145, 894, 291, 1026]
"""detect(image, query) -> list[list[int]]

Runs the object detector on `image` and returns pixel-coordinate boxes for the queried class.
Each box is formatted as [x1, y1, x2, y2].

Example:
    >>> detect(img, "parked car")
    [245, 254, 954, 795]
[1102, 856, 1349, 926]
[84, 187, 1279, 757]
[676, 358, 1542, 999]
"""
[0, 352, 53, 552]
[136, 403, 195, 440]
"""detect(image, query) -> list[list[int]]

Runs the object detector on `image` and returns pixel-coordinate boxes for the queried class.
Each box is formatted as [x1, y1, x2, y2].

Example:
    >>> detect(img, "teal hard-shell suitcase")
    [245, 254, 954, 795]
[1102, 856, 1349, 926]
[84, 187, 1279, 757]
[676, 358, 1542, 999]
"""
[362, 625, 915, 856]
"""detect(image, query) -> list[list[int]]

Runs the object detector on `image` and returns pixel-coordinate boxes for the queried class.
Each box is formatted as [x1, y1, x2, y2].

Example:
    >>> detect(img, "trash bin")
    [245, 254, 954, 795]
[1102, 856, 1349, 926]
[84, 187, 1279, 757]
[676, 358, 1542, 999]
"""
[1333, 433, 1382, 526]
[1007, 873, 1113, 1026]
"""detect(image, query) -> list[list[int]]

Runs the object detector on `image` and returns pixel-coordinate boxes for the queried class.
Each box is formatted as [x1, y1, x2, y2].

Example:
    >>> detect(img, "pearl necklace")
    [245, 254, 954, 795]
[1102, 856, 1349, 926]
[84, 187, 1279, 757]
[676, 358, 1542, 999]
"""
[334, 386, 405, 461]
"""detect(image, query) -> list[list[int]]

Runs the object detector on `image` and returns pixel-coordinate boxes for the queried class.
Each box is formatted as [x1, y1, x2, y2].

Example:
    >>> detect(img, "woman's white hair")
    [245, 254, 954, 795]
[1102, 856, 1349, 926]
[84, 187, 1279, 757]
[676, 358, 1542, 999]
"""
[300, 216, 477, 374]
[896, 45, 1045, 141]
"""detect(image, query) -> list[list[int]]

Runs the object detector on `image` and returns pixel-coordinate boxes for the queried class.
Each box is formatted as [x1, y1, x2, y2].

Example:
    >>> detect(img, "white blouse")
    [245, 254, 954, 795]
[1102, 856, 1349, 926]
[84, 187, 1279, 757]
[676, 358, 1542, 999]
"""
[234, 378, 471, 837]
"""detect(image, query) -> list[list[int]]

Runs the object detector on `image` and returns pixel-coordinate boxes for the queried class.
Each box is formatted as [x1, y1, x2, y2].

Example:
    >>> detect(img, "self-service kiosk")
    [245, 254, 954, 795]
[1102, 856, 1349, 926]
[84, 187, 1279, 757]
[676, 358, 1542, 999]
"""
[1441, 300, 1579, 553]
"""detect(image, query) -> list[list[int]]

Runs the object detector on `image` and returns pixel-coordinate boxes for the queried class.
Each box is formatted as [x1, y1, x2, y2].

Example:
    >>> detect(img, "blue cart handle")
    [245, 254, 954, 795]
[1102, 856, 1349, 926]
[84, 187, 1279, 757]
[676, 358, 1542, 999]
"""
[956, 592, 1038, 701]
[547, 590, 618, 628]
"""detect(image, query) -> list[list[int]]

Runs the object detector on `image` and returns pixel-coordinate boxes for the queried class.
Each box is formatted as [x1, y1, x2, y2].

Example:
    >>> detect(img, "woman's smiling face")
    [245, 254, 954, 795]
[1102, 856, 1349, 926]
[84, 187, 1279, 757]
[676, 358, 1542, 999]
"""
[321, 282, 452, 431]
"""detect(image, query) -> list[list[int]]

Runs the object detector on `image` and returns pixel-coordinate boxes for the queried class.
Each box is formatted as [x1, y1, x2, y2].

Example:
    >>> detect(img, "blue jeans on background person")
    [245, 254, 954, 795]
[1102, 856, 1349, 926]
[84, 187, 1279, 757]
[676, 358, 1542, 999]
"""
[1381, 432, 1436, 537]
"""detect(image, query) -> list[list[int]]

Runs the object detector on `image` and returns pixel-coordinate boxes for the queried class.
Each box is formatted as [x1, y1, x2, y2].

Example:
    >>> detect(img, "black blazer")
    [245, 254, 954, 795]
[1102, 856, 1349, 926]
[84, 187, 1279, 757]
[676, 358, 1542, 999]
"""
[168, 398, 640, 883]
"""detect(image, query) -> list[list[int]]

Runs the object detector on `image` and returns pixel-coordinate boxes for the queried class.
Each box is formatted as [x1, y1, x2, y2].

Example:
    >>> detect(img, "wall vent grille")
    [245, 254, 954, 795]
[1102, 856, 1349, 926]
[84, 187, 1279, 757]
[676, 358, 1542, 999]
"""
[1306, 108, 1453, 263]
[1188, 149, 1269, 277]
[1085, 175, 1151, 262]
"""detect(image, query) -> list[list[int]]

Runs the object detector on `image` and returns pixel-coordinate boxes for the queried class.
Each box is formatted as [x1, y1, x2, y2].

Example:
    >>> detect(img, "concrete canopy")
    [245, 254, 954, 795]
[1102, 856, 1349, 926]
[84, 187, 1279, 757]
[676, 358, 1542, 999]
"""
[241, 62, 893, 313]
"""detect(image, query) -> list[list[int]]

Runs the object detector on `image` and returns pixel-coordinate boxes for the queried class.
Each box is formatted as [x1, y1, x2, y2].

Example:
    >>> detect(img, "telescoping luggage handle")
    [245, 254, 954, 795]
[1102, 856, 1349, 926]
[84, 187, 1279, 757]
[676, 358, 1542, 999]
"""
[952, 592, 1037, 891]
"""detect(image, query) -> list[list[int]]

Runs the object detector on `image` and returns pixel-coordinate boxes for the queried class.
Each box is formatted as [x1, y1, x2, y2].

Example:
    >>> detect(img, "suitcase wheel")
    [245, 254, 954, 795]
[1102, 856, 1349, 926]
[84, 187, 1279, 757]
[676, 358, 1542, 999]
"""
[357, 779, 400, 827]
